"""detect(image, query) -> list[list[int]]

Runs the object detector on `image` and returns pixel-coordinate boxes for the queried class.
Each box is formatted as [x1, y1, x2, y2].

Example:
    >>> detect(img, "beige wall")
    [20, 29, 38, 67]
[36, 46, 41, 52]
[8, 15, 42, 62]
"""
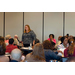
[44, 12, 63, 42]
[5, 12, 23, 40]
[65, 12, 75, 36]
[0, 12, 4, 36]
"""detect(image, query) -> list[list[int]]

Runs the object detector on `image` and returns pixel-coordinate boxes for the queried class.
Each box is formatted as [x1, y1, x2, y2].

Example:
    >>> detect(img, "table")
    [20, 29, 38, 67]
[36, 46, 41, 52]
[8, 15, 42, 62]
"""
[20, 47, 33, 56]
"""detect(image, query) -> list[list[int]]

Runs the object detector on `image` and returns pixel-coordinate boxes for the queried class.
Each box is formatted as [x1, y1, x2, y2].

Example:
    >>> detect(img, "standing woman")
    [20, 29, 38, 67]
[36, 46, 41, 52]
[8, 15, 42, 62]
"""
[22, 25, 36, 47]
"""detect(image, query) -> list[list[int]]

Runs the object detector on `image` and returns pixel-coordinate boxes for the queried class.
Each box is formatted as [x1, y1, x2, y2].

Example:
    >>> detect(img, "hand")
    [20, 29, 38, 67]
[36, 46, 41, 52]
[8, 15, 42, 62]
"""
[33, 40, 35, 46]
[50, 37, 53, 42]
[57, 50, 63, 54]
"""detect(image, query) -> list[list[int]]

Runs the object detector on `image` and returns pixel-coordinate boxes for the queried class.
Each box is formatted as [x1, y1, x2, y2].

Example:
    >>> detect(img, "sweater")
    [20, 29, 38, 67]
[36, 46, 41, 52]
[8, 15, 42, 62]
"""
[44, 49, 62, 62]
[22, 30, 36, 44]
[64, 47, 75, 57]
[6, 44, 18, 53]
[47, 38, 56, 44]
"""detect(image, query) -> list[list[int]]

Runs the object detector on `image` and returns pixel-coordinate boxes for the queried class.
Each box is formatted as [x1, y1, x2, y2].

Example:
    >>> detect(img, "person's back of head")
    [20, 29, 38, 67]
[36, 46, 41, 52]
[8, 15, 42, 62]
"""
[9, 38, 14, 44]
[32, 43, 45, 61]
[66, 57, 75, 62]
[5, 35, 11, 40]
[11, 49, 22, 62]
[0, 41, 6, 55]
[14, 35, 18, 39]
[58, 36, 62, 41]
[66, 34, 69, 38]
[0, 37, 4, 42]
[43, 40, 55, 50]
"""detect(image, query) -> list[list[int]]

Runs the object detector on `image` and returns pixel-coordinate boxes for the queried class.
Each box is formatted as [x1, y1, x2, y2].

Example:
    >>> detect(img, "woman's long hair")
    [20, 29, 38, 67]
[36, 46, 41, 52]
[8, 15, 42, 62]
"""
[24, 25, 31, 33]
[68, 38, 75, 56]
[32, 43, 45, 60]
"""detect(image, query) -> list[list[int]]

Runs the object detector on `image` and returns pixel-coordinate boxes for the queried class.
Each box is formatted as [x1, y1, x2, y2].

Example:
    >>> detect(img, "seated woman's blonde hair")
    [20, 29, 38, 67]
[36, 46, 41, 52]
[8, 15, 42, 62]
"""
[32, 43, 45, 60]
[5, 35, 11, 40]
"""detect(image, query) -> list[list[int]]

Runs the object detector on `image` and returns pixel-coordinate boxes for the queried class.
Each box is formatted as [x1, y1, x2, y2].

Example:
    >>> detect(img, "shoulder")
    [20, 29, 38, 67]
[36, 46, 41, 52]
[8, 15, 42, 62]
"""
[0, 56, 9, 62]
[26, 53, 32, 60]
[30, 30, 35, 33]
[64, 48, 68, 52]
[44, 49, 52, 53]
[12, 45, 18, 48]
[6, 44, 10, 46]
[53, 39, 56, 41]
[47, 38, 50, 40]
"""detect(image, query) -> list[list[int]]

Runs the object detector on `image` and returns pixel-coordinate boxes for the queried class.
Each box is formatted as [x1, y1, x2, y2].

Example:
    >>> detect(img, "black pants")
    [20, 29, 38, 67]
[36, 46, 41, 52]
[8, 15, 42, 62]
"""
[23, 44, 33, 47]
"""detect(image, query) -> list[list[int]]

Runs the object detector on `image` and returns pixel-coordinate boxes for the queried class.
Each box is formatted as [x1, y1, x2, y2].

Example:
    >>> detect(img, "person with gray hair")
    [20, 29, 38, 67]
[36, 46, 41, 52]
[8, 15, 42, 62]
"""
[14, 35, 23, 48]
[10, 49, 22, 62]
[14, 35, 20, 43]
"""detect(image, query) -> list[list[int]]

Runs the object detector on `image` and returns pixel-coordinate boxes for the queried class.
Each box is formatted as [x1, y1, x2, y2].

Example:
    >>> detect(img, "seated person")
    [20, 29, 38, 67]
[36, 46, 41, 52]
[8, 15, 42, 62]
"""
[35, 38, 40, 44]
[25, 43, 46, 62]
[14, 35, 20, 43]
[14, 38, 19, 46]
[55, 36, 62, 48]
[47, 34, 56, 44]
[64, 38, 75, 57]
[0, 41, 9, 62]
[57, 36, 69, 53]
[5, 35, 11, 46]
[68, 35, 73, 40]
[6, 38, 18, 53]
[14, 35, 23, 48]
[42, 40, 62, 62]
[10, 49, 22, 62]
[66, 34, 69, 38]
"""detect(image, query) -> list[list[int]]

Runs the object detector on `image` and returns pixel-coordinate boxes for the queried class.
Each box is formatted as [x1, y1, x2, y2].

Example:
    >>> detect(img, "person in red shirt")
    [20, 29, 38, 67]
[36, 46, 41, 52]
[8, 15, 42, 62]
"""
[6, 38, 18, 53]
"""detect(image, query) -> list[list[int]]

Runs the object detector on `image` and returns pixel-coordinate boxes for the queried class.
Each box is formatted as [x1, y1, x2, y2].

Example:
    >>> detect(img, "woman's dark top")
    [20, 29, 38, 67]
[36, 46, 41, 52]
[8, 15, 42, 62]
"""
[22, 30, 36, 45]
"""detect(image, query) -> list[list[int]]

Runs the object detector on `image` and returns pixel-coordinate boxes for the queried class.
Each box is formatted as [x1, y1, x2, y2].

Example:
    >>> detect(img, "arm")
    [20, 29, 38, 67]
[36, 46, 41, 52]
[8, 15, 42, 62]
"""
[22, 34, 24, 42]
[31, 31, 36, 45]
[33, 40, 35, 46]
[49, 51, 62, 61]
[57, 45, 61, 50]
[64, 48, 68, 57]
[54, 39, 56, 44]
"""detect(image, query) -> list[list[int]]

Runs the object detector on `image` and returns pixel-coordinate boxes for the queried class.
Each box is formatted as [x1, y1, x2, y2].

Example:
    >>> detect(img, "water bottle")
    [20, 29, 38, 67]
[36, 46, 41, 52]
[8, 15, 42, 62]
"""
[30, 43, 32, 48]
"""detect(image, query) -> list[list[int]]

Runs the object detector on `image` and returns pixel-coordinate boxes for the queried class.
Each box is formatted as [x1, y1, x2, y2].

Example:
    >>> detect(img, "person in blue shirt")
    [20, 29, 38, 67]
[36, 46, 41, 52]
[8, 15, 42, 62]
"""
[42, 40, 62, 62]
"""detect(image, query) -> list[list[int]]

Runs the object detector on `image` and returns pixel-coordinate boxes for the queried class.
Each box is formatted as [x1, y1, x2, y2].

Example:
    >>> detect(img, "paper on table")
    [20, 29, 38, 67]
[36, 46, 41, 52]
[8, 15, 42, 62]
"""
[21, 47, 32, 50]
[60, 48, 66, 53]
